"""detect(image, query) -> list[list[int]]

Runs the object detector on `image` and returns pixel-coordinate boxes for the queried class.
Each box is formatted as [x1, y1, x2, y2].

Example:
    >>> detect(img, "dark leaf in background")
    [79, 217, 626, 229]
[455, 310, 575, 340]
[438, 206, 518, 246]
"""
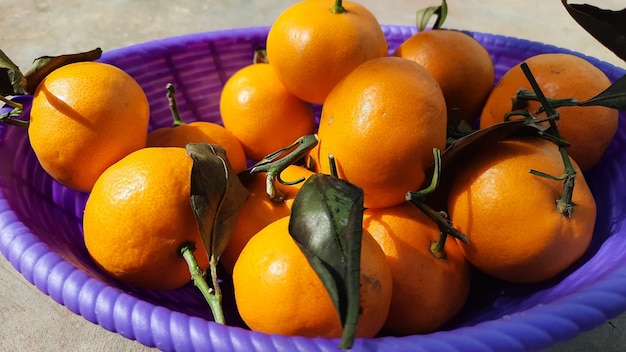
[288, 173, 364, 349]
[0, 49, 26, 95]
[562, 0, 626, 62]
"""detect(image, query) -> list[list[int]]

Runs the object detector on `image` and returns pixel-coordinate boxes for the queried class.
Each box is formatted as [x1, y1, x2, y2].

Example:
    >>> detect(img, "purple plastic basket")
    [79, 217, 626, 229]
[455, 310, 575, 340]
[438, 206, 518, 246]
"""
[2, 25, 626, 351]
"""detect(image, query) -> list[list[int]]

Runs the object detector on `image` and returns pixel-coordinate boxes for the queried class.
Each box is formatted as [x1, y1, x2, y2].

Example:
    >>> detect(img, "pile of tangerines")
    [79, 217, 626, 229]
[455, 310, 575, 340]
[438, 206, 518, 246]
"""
[1, 0, 619, 348]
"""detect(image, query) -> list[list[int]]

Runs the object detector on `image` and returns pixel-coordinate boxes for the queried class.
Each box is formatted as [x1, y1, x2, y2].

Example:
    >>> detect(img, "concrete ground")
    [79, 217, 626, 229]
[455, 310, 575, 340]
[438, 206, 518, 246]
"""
[1, 0, 626, 351]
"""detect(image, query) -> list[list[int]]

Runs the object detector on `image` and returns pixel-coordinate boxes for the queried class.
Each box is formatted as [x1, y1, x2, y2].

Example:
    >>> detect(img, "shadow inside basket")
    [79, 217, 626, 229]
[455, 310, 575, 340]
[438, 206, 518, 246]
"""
[2, 27, 626, 339]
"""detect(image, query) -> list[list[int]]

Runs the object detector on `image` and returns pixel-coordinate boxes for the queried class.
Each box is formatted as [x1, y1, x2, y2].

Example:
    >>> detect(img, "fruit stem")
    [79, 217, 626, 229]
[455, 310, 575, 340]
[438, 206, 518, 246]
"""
[0, 95, 23, 110]
[446, 108, 475, 147]
[520, 63, 577, 217]
[514, 88, 580, 111]
[331, 0, 346, 14]
[406, 148, 468, 259]
[0, 96, 28, 128]
[253, 47, 268, 64]
[328, 153, 339, 178]
[166, 83, 186, 127]
[180, 243, 225, 325]
[250, 134, 319, 201]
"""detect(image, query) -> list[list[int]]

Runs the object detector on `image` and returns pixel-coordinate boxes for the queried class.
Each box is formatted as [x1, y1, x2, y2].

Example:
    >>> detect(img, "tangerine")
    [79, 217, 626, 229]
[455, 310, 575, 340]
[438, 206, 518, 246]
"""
[221, 165, 314, 273]
[29, 61, 150, 192]
[147, 120, 247, 174]
[316, 56, 447, 209]
[479, 53, 618, 170]
[83, 147, 209, 290]
[363, 202, 471, 335]
[393, 29, 495, 124]
[232, 216, 392, 338]
[219, 62, 316, 161]
[266, 0, 388, 104]
[447, 136, 596, 283]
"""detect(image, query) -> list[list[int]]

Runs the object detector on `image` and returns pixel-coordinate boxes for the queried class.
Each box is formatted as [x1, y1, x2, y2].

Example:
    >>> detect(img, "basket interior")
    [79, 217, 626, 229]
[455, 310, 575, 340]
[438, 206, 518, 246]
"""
[1, 25, 626, 349]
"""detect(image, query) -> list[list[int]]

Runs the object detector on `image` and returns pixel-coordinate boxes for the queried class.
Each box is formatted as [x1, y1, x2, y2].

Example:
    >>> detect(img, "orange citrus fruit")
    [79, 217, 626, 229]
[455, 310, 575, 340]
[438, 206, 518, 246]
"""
[274, 164, 315, 207]
[83, 147, 209, 290]
[29, 61, 150, 192]
[447, 136, 596, 283]
[221, 165, 314, 273]
[364, 202, 471, 335]
[219, 62, 316, 161]
[479, 53, 618, 170]
[265, 0, 388, 104]
[315, 56, 447, 209]
[232, 216, 392, 338]
[147, 120, 247, 174]
[393, 29, 495, 124]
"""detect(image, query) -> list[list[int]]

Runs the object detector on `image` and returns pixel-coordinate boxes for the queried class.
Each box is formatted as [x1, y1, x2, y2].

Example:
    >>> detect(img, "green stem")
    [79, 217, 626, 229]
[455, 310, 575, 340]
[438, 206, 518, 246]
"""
[166, 83, 186, 127]
[0, 96, 28, 128]
[0, 95, 23, 110]
[180, 243, 225, 325]
[406, 148, 468, 259]
[250, 134, 319, 201]
[331, 0, 346, 14]
[328, 153, 338, 178]
[0, 113, 29, 128]
[408, 196, 468, 245]
[520, 63, 577, 217]
[446, 108, 475, 146]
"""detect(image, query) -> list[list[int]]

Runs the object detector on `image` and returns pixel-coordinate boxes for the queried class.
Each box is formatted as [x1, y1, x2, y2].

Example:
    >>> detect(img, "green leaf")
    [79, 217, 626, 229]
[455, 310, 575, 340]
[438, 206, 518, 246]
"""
[186, 143, 249, 262]
[0, 49, 26, 95]
[288, 173, 364, 349]
[579, 73, 626, 109]
[22, 47, 103, 94]
[562, 0, 626, 62]
[416, 0, 448, 31]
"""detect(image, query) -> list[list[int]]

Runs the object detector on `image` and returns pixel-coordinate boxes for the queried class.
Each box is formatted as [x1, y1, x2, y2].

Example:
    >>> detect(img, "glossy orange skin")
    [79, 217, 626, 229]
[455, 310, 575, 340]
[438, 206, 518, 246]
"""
[393, 29, 495, 124]
[221, 165, 314, 273]
[233, 216, 392, 338]
[364, 202, 471, 335]
[147, 121, 247, 173]
[83, 147, 209, 290]
[448, 137, 597, 283]
[219, 63, 316, 162]
[316, 56, 447, 209]
[29, 61, 150, 192]
[266, 0, 388, 104]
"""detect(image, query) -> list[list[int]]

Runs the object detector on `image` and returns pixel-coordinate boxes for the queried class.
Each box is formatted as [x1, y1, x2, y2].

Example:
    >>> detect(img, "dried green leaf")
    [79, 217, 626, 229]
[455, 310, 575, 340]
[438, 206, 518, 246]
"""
[416, 0, 448, 31]
[562, 0, 626, 62]
[0, 49, 26, 95]
[186, 143, 249, 262]
[288, 173, 364, 349]
[23, 47, 102, 94]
